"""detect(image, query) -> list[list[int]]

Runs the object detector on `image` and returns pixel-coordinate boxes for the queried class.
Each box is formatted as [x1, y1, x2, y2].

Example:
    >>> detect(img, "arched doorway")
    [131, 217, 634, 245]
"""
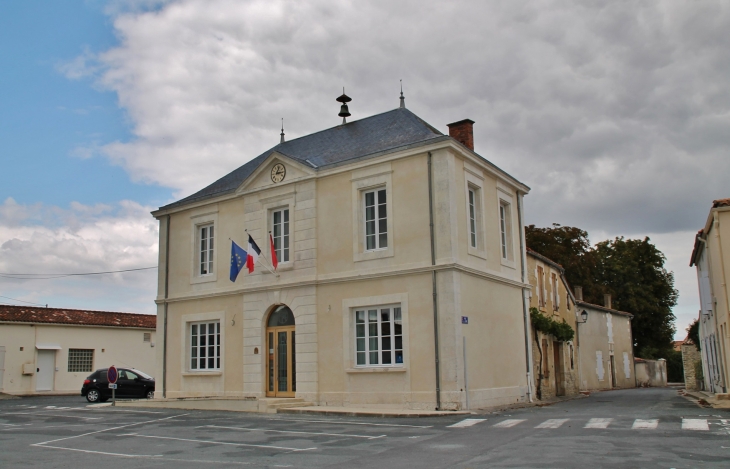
[265, 305, 295, 397]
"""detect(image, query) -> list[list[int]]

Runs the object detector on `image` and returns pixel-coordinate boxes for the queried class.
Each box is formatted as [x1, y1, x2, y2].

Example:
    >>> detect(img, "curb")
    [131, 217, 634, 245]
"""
[278, 407, 472, 418]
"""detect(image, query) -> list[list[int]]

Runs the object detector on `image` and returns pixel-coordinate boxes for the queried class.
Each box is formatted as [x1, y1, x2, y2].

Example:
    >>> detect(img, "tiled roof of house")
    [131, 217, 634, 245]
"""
[160, 107, 447, 211]
[576, 300, 633, 318]
[526, 247, 564, 273]
[712, 198, 730, 208]
[0, 305, 156, 329]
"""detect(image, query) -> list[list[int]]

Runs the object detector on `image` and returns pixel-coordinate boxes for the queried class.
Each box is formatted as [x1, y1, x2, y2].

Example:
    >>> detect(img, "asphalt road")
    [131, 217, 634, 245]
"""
[1, 387, 728, 468]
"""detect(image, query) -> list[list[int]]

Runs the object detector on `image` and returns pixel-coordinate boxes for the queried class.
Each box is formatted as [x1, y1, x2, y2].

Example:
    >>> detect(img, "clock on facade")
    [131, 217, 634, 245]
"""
[271, 163, 286, 183]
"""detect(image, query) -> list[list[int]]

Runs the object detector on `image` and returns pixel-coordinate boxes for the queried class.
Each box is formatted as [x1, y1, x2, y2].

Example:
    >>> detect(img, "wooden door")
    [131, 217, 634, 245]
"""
[553, 341, 565, 396]
[266, 326, 296, 397]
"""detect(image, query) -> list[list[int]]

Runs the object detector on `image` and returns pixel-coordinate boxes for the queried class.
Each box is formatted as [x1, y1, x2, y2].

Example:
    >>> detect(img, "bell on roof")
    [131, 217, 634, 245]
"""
[337, 88, 351, 124]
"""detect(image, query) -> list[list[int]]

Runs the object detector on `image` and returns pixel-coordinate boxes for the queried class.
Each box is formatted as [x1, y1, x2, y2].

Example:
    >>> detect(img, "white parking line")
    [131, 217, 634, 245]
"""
[682, 419, 709, 431]
[3, 412, 101, 420]
[120, 433, 317, 452]
[202, 425, 385, 439]
[585, 418, 613, 429]
[632, 419, 658, 430]
[88, 408, 163, 414]
[268, 418, 433, 428]
[492, 419, 525, 428]
[33, 445, 163, 458]
[447, 419, 486, 428]
[535, 419, 569, 429]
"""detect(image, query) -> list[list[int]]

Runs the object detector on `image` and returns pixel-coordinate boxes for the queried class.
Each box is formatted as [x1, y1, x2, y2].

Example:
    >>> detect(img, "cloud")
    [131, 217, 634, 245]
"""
[51, 0, 728, 332]
[0, 198, 158, 314]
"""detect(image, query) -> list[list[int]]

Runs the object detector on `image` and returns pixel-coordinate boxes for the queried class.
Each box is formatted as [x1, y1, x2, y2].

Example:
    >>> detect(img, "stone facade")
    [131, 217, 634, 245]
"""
[681, 343, 702, 391]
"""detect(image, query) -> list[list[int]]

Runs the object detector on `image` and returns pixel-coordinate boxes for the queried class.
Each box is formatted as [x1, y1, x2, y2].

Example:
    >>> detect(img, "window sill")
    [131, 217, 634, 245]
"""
[500, 258, 516, 269]
[354, 248, 394, 263]
[265, 262, 293, 273]
[346, 367, 407, 374]
[467, 247, 487, 260]
[190, 275, 217, 285]
[182, 371, 222, 377]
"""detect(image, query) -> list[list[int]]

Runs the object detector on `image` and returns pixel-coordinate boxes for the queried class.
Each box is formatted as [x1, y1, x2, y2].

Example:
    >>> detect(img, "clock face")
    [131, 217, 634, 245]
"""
[271, 163, 286, 183]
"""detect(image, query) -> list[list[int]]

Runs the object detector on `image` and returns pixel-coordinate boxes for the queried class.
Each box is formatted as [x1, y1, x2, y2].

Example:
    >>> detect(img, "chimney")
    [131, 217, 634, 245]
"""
[574, 286, 583, 302]
[447, 119, 475, 151]
[604, 294, 612, 310]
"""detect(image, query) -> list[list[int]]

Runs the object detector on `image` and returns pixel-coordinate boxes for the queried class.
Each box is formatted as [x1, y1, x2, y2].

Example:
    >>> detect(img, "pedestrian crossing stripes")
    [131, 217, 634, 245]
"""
[449, 418, 713, 431]
[585, 418, 613, 429]
[682, 419, 709, 431]
[492, 419, 525, 428]
[632, 419, 659, 430]
[535, 419, 569, 429]
[447, 418, 486, 428]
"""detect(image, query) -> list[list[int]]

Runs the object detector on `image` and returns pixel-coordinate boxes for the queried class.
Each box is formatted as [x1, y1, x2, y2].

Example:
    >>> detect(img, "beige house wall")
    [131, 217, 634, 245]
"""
[0, 323, 155, 395]
[576, 307, 635, 391]
[525, 254, 579, 399]
[154, 139, 532, 409]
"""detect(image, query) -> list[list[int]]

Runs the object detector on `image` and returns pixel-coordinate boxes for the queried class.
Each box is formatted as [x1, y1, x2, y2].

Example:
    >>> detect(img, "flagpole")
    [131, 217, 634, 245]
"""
[244, 230, 279, 277]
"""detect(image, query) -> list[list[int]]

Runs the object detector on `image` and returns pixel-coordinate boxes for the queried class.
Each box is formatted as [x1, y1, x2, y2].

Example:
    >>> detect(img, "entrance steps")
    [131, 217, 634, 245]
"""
[258, 398, 314, 413]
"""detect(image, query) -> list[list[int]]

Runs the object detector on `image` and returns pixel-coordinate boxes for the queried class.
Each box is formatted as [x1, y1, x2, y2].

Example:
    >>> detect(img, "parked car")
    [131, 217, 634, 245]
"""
[81, 367, 155, 403]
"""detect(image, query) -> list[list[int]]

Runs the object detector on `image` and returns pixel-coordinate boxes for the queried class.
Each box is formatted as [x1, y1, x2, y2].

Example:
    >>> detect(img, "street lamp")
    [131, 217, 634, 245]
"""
[578, 310, 588, 323]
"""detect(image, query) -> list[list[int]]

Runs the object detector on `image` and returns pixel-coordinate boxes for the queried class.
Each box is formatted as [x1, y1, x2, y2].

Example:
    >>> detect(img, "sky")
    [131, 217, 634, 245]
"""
[1, 0, 728, 340]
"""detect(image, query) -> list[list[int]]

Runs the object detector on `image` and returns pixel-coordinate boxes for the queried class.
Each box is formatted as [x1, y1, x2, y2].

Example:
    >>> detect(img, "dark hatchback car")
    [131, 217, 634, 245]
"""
[81, 368, 155, 402]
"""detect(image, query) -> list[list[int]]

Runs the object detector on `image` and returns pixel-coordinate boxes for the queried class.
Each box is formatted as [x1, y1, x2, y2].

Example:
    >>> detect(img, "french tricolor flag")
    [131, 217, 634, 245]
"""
[246, 234, 261, 273]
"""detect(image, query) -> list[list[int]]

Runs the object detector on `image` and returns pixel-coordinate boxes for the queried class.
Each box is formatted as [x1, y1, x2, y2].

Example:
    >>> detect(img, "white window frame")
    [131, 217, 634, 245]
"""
[351, 164, 394, 262]
[363, 188, 388, 252]
[190, 210, 218, 284]
[342, 293, 409, 372]
[198, 223, 215, 276]
[464, 168, 487, 259]
[354, 304, 404, 367]
[181, 311, 225, 374]
[271, 207, 291, 264]
[189, 320, 221, 371]
[497, 190, 515, 267]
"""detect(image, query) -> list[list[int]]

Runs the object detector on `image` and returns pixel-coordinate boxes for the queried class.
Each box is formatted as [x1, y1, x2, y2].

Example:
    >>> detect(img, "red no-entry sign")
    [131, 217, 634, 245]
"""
[107, 365, 118, 384]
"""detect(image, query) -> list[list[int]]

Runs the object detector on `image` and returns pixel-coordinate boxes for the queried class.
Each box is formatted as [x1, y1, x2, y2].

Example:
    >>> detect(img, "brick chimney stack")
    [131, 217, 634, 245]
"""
[447, 119, 475, 151]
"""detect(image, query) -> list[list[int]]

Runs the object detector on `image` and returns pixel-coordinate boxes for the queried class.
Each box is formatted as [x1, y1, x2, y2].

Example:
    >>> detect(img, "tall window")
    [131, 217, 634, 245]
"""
[272, 208, 290, 263]
[68, 349, 94, 372]
[364, 189, 387, 251]
[355, 305, 403, 366]
[190, 321, 220, 370]
[199, 224, 214, 276]
[499, 202, 511, 259]
[468, 188, 477, 248]
[551, 273, 559, 311]
[537, 266, 546, 308]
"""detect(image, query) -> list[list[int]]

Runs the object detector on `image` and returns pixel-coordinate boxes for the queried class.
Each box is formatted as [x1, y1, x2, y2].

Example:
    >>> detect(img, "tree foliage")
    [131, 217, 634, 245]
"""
[526, 225, 679, 358]
[530, 307, 575, 342]
[687, 319, 700, 350]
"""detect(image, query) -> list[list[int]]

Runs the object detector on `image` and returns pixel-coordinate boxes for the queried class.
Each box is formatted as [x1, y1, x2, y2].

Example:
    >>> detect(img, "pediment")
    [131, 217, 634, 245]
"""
[236, 152, 315, 193]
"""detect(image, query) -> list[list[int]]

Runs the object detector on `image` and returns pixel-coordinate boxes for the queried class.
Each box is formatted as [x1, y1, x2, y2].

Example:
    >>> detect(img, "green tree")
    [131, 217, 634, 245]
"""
[526, 225, 679, 358]
[592, 237, 678, 357]
[687, 318, 700, 350]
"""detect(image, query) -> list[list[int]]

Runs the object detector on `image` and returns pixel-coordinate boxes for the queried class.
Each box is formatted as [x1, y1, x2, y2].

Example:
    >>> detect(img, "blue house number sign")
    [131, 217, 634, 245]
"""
[461, 316, 468, 324]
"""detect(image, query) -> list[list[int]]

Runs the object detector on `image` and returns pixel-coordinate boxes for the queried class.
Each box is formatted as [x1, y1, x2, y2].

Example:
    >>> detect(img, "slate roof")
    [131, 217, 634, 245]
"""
[159, 107, 448, 211]
[0, 305, 156, 329]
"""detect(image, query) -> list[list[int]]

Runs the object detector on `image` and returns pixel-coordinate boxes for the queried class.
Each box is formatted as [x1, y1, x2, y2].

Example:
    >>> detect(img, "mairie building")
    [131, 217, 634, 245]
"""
[152, 94, 535, 410]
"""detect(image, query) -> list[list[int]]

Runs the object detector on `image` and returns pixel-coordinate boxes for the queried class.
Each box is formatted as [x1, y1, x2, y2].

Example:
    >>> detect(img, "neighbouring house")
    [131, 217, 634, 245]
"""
[634, 357, 667, 387]
[0, 305, 156, 395]
[151, 95, 537, 410]
[680, 334, 703, 391]
[526, 249, 579, 399]
[573, 290, 636, 390]
[689, 198, 730, 394]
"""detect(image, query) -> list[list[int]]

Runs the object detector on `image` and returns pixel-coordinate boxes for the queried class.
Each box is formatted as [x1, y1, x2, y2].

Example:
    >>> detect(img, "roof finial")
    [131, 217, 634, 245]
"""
[280, 118, 285, 144]
[399, 79, 405, 109]
[337, 87, 352, 125]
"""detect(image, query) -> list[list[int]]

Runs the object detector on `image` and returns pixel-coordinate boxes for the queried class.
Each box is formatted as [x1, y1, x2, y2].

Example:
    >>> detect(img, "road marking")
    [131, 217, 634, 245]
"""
[492, 419, 525, 428]
[447, 418, 486, 428]
[632, 419, 658, 430]
[202, 425, 386, 439]
[0, 423, 21, 427]
[585, 418, 613, 429]
[3, 412, 101, 420]
[682, 419, 709, 431]
[32, 445, 163, 458]
[89, 408, 163, 414]
[119, 433, 317, 452]
[535, 419, 569, 429]
[33, 413, 188, 446]
[268, 418, 433, 428]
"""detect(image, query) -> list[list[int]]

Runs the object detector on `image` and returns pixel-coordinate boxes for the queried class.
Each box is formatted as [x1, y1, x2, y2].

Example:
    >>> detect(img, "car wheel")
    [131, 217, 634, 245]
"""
[86, 389, 100, 403]
[146, 389, 155, 399]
